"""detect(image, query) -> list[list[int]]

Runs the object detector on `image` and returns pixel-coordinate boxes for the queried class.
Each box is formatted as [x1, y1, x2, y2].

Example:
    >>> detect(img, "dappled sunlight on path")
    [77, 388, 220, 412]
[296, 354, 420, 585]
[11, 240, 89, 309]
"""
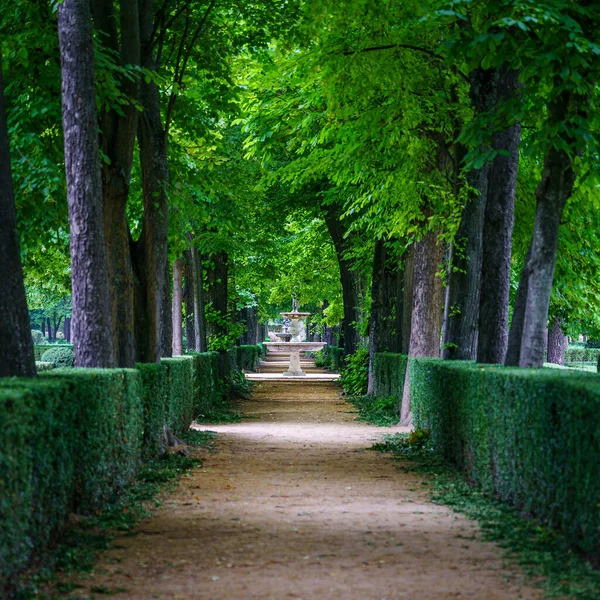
[68, 376, 544, 600]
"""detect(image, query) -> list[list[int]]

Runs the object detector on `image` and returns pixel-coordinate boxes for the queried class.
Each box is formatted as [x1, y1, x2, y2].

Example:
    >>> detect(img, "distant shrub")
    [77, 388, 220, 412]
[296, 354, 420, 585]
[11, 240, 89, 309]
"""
[35, 362, 55, 373]
[40, 347, 75, 368]
[31, 330, 47, 345]
[340, 347, 369, 396]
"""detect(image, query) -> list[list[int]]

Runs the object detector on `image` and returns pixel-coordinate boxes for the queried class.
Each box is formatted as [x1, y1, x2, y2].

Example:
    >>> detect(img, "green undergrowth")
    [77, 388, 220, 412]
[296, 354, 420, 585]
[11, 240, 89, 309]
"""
[17, 430, 216, 600]
[348, 394, 399, 426]
[373, 432, 600, 599]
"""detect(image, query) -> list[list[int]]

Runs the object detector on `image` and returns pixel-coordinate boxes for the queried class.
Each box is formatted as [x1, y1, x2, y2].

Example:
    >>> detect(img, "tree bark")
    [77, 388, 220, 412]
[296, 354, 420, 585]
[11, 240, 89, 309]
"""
[477, 69, 521, 364]
[191, 247, 207, 352]
[58, 0, 115, 368]
[47, 317, 53, 343]
[182, 249, 195, 350]
[323, 203, 363, 355]
[401, 244, 414, 354]
[0, 56, 36, 377]
[132, 0, 169, 363]
[506, 93, 579, 368]
[91, 0, 140, 368]
[400, 230, 444, 425]
[205, 252, 229, 381]
[64, 316, 71, 343]
[546, 319, 566, 364]
[41, 318, 46, 338]
[240, 305, 259, 345]
[160, 255, 172, 357]
[367, 239, 402, 394]
[172, 257, 183, 355]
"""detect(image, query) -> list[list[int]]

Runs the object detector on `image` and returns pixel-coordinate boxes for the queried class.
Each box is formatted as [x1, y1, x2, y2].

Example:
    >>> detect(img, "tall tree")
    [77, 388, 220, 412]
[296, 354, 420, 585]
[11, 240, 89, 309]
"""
[0, 54, 36, 378]
[58, 0, 115, 368]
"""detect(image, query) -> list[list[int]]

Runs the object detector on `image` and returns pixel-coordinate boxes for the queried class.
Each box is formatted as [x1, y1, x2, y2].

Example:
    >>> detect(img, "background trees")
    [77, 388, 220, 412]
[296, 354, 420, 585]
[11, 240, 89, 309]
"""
[2, 0, 600, 381]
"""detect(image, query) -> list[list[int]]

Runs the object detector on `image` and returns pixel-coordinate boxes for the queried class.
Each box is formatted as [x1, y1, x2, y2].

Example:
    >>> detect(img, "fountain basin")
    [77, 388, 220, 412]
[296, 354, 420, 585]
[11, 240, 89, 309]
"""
[264, 341, 326, 376]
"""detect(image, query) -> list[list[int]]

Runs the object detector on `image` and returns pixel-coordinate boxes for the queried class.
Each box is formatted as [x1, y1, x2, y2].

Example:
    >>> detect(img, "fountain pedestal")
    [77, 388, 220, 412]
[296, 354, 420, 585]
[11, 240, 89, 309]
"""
[263, 341, 326, 376]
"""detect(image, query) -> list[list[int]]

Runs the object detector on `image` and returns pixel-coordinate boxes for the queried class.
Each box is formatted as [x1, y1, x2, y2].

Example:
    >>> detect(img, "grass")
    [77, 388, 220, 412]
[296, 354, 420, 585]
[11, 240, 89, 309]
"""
[347, 394, 399, 426]
[17, 430, 217, 600]
[373, 432, 600, 599]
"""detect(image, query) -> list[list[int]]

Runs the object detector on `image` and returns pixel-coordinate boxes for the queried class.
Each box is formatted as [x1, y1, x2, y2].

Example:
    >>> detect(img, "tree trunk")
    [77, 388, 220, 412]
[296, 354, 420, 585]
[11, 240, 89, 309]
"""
[477, 70, 521, 364]
[323, 203, 363, 355]
[47, 317, 53, 343]
[172, 258, 184, 355]
[182, 250, 195, 351]
[41, 318, 46, 338]
[401, 244, 414, 354]
[58, 0, 115, 368]
[92, 0, 140, 368]
[506, 93, 578, 368]
[160, 255, 172, 357]
[132, 0, 169, 363]
[367, 239, 402, 394]
[442, 167, 487, 360]
[64, 316, 71, 343]
[240, 305, 259, 345]
[547, 318, 566, 365]
[0, 56, 36, 377]
[400, 230, 444, 425]
[191, 247, 207, 352]
[392, 258, 405, 354]
[205, 252, 229, 381]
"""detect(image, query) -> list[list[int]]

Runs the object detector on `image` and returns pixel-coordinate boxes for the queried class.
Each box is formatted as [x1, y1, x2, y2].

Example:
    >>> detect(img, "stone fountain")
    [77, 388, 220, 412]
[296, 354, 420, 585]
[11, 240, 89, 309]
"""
[264, 302, 326, 376]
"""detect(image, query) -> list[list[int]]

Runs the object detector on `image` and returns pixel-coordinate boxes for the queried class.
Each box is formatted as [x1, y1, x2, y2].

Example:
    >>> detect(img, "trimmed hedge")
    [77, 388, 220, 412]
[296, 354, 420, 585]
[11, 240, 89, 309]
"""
[564, 345, 600, 364]
[318, 346, 344, 371]
[410, 358, 600, 553]
[40, 346, 75, 368]
[0, 350, 230, 597]
[35, 361, 55, 373]
[33, 344, 73, 361]
[372, 352, 408, 403]
[236, 344, 264, 372]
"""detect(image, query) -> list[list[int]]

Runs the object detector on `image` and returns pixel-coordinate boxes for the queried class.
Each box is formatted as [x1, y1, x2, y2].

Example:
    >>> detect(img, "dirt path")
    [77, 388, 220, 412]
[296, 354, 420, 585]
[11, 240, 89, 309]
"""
[69, 378, 544, 600]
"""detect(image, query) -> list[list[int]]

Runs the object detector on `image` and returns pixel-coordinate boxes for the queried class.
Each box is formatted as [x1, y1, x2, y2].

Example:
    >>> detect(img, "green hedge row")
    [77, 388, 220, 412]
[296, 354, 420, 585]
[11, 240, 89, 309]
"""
[0, 352, 225, 597]
[409, 358, 600, 553]
[564, 345, 600, 363]
[318, 346, 344, 371]
[33, 343, 73, 361]
[372, 352, 408, 403]
[235, 344, 265, 372]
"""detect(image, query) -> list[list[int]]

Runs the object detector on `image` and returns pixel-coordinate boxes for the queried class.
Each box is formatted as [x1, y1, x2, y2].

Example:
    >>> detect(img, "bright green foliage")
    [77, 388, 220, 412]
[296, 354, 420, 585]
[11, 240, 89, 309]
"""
[339, 347, 369, 397]
[40, 346, 74, 368]
[410, 358, 600, 553]
[33, 344, 72, 361]
[372, 352, 408, 404]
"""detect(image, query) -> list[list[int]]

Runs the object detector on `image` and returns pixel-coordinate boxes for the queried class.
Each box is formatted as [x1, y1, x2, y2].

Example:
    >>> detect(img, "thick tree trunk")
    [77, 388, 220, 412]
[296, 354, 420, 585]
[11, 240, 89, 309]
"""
[58, 0, 115, 368]
[323, 203, 363, 356]
[0, 57, 36, 377]
[477, 70, 521, 364]
[367, 239, 402, 394]
[47, 317, 53, 343]
[172, 258, 183, 355]
[182, 250, 195, 350]
[400, 230, 444, 425]
[506, 94, 578, 367]
[92, 0, 140, 368]
[240, 305, 259, 345]
[132, 0, 169, 363]
[442, 173, 487, 360]
[391, 259, 405, 354]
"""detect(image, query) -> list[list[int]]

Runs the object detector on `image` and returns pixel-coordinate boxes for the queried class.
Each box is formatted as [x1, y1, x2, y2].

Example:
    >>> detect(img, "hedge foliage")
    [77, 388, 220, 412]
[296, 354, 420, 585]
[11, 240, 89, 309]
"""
[372, 352, 408, 404]
[0, 351, 230, 597]
[564, 345, 600, 363]
[40, 346, 75, 368]
[236, 344, 264, 372]
[317, 346, 344, 371]
[35, 361, 55, 373]
[409, 358, 600, 553]
[33, 344, 73, 361]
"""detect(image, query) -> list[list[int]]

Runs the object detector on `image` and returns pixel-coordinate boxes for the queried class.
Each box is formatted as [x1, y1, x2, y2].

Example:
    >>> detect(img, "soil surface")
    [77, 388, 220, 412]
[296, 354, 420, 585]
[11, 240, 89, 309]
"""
[67, 378, 544, 600]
